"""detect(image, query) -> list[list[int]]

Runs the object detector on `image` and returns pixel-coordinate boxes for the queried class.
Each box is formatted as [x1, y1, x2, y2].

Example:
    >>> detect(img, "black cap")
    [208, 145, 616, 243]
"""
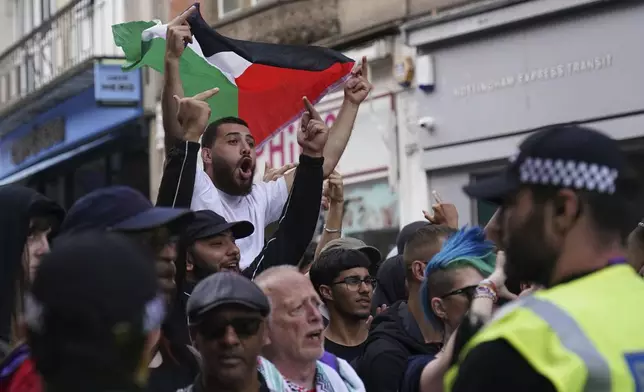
[26, 232, 165, 340]
[186, 272, 270, 325]
[183, 210, 254, 244]
[60, 186, 193, 234]
[464, 125, 629, 204]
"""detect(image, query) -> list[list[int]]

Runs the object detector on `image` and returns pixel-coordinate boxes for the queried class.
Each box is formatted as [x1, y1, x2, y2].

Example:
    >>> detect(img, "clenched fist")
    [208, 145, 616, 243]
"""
[298, 97, 329, 158]
[173, 88, 219, 142]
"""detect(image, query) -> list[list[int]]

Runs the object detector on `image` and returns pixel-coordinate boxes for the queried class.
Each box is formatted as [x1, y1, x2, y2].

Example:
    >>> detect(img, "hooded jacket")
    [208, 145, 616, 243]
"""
[352, 301, 441, 392]
[0, 185, 64, 354]
[371, 255, 407, 314]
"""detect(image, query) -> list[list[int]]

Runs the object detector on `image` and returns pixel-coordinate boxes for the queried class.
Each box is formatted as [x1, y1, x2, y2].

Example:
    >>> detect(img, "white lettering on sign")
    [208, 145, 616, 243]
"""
[256, 111, 338, 168]
[453, 54, 613, 98]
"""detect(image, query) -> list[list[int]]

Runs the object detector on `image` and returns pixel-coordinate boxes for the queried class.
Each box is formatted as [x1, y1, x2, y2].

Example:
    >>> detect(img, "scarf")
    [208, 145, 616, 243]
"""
[259, 357, 365, 392]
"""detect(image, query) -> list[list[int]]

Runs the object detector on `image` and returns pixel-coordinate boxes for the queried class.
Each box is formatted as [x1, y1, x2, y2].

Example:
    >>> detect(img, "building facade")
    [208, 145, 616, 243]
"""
[159, 0, 480, 254]
[0, 0, 166, 208]
[402, 0, 644, 226]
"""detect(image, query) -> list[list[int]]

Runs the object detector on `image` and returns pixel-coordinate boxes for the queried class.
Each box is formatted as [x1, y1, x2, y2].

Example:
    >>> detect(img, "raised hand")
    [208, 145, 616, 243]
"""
[263, 162, 298, 182]
[298, 97, 330, 158]
[327, 171, 344, 204]
[166, 6, 197, 60]
[344, 56, 372, 105]
[423, 190, 459, 229]
[173, 87, 219, 142]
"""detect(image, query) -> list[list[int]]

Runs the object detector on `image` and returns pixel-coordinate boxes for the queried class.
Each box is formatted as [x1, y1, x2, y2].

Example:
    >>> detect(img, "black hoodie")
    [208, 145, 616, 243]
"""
[352, 300, 442, 392]
[0, 185, 64, 356]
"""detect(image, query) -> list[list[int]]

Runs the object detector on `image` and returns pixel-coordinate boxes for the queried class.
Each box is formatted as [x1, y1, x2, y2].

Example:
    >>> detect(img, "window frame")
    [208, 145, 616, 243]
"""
[217, 0, 241, 18]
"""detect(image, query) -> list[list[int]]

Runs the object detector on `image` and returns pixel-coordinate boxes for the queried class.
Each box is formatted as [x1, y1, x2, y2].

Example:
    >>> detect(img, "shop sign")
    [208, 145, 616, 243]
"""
[10, 118, 65, 165]
[453, 54, 613, 98]
[94, 62, 141, 105]
[256, 95, 395, 180]
[342, 180, 399, 234]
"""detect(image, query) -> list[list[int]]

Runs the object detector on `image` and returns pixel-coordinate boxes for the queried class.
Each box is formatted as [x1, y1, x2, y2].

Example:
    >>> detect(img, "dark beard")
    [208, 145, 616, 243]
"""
[504, 207, 559, 288]
[211, 156, 253, 196]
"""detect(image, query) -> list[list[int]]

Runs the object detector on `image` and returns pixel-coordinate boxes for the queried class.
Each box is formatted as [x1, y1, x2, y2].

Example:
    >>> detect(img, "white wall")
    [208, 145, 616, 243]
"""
[0, 0, 16, 54]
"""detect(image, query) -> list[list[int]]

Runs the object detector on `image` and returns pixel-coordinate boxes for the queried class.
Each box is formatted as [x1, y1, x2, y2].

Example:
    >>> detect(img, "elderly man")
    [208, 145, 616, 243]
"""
[254, 266, 365, 392]
[180, 272, 288, 392]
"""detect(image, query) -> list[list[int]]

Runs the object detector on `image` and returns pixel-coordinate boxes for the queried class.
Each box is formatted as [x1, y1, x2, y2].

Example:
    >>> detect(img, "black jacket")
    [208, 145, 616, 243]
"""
[0, 185, 64, 357]
[352, 301, 442, 392]
[156, 140, 324, 280]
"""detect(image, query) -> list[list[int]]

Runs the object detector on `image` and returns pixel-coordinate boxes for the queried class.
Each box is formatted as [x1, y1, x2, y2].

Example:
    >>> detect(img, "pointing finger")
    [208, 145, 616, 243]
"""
[361, 56, 369, 79]
[193, 87, 219, 101]
[174, 5, 197, 24]
[302, 97, 322, 121]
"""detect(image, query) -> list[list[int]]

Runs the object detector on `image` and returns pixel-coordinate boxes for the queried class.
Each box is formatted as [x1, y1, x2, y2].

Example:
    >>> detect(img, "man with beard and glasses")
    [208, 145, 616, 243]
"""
[59, 186, 199, 392]
[162, 6, 372, 269]
[179, 271, 289, 392]
[445, 125, 644, 392]
[0, 185, 64, 392]
[309, 248, 377, 362]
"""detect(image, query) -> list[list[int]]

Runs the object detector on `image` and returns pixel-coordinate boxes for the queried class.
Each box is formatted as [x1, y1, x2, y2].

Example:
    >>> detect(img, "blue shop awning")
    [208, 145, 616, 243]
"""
[0, 134, 114, 186]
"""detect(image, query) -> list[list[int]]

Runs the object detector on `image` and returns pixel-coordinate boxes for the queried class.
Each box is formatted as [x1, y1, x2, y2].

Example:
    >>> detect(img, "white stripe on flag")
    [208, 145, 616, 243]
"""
[142, 22, 252, 86]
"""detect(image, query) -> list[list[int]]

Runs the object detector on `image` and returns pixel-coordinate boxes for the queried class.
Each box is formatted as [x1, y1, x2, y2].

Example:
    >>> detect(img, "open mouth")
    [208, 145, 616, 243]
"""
[239, 158, 253, 180]
[306, 330, 323, 341]
[221, 262, 239, 272]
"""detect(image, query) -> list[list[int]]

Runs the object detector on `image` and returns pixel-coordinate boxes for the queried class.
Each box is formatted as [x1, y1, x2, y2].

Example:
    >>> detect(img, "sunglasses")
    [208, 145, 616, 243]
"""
[198, 317, 263, 340]
[331, 276, 378, 291]
[440, 285, 479, 301]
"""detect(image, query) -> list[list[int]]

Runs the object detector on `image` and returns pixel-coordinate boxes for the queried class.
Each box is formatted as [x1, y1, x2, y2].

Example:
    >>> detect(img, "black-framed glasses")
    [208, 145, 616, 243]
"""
[331, 276, 378, 291]
[198, 316, 263, 341]
[440, 285, 478, 301]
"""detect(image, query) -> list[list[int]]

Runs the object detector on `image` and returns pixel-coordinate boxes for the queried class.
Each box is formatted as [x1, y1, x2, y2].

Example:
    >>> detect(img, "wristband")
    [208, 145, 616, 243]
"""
[323, 225, 341, 234]
[474, 285, 498, 303]
[479, 279, 498, 295]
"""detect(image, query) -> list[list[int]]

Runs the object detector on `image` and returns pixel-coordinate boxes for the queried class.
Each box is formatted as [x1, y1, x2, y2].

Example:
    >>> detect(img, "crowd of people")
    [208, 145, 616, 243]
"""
[2, 8, 644, 392]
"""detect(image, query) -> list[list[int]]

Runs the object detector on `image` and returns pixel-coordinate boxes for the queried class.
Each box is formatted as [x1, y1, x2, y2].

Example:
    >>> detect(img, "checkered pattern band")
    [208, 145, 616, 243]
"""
[518, 157, 619, 194]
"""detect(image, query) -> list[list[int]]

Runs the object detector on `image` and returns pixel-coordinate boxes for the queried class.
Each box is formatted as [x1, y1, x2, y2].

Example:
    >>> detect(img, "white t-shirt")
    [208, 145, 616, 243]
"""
[191, 170, 288, 270]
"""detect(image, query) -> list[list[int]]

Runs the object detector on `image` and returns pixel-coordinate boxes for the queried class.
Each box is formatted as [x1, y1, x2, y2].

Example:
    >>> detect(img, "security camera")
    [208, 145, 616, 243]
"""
[418, 116, 435, 130]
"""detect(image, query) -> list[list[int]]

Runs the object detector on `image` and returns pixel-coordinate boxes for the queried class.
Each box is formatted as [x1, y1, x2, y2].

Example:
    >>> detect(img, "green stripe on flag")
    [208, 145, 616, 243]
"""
[112, 21, 239, 121]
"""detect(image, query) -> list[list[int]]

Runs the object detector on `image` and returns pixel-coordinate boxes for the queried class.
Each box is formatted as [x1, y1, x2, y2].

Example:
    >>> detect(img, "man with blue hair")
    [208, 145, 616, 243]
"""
[399, 227, 496, 392]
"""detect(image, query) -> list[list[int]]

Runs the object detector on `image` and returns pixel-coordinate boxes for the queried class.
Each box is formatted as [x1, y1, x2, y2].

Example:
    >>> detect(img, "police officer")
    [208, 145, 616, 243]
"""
[445, 125, 644, 392]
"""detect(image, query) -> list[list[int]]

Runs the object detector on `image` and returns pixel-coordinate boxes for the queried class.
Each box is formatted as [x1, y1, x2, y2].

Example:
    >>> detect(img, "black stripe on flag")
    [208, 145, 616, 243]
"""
[187, 3, 354, 72]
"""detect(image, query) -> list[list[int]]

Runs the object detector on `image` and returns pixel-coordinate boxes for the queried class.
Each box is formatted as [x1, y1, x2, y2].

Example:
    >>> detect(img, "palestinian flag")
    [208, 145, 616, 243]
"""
[112, 3, 354, 145]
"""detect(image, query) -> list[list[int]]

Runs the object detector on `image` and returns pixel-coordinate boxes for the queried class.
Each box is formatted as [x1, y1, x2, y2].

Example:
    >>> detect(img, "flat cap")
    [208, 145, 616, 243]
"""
[186, 272, 270, 325]
[320, 237, 381, 265]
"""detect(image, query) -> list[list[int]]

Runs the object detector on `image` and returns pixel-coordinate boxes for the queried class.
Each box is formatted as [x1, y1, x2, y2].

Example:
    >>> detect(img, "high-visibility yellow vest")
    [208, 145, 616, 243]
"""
[445, 264, 644, 392]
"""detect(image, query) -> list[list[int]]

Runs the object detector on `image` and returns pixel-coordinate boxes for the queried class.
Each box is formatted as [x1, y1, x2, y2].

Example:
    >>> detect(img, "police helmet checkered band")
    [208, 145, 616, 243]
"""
[24, 293, 45, 334]
[143, 296, 166, 332]
[518, 157, 619, 194]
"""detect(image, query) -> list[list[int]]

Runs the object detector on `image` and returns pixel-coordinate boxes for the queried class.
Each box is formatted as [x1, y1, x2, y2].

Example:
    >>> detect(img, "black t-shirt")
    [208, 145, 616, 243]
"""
[147, 342, 198, 392]
[185, 371, 270, 392]
[324, 337, 365, 363]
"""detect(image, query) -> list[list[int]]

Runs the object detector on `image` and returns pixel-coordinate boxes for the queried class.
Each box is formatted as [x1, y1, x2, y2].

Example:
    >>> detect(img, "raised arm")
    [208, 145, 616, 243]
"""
[283, 57, 372, 191]
[162, 6, 197, 152]
[244, 97, 330, 279]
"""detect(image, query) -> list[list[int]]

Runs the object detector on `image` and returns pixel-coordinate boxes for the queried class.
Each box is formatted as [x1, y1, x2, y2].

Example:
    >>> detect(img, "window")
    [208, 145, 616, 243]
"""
[470, 171, 501, 226]
[218, 0, 241, 17]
